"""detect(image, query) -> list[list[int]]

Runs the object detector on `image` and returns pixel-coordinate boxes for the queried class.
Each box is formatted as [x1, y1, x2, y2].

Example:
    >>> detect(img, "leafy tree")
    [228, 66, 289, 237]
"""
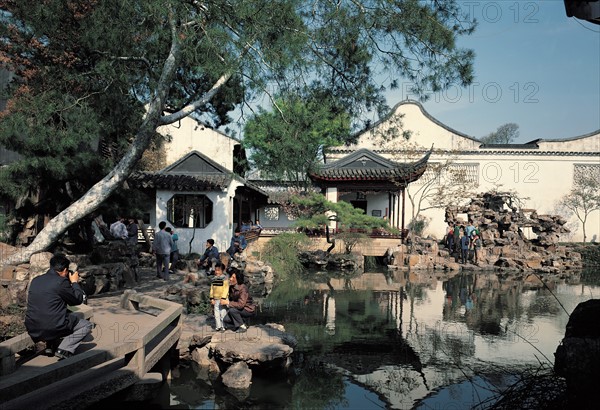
[291, 193, 390, 253]
[558, 173, 600, 243]
[243, 92, 350, 189]
[0, 0, 476, 264]
[480, 123, 520, 144]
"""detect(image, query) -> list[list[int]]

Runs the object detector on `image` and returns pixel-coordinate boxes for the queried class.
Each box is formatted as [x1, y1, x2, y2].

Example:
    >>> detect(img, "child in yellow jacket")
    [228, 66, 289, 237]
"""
[209, 262, 229, 331]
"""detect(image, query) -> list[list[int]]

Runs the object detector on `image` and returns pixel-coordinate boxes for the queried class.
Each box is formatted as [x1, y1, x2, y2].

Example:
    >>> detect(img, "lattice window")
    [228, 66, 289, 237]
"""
[573, 164, 600, 186]
[448, 163, 479, 185]
[264, 206, 280, 221]
[413, 163, 479, 185]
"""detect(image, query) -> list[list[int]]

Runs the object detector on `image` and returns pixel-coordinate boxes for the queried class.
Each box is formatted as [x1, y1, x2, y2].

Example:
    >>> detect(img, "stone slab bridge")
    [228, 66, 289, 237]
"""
[0, 290, 182, 409]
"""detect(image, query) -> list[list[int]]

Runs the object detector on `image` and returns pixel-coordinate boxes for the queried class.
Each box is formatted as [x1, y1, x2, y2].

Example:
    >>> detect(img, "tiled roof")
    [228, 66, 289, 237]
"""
[129, 171, 230, 191]
[310, 147, 431, 183]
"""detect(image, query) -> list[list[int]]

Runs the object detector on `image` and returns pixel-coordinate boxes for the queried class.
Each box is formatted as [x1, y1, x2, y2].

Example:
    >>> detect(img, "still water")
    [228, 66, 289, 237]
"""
[154, 268, 599, 409]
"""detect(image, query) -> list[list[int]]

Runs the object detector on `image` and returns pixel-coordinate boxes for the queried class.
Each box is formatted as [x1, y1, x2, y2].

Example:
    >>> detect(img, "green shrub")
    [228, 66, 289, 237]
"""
[408, 216, 429, 236]
[262, 232, 309, 278]
[336, 230, 368, 254]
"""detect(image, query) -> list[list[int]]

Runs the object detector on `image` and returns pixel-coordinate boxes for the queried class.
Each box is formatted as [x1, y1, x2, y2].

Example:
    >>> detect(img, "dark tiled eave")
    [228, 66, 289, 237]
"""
[311, 147, 431, 184]
[129, 171, 229, 191]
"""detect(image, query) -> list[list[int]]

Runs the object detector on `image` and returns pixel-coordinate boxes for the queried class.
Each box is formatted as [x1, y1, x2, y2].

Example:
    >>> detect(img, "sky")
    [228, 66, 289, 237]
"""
[384, 0, 600, 143]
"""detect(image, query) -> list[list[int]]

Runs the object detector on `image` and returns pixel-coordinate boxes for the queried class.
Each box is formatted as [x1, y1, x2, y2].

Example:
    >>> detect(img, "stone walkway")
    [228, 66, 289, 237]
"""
[86, 266, 216, 351]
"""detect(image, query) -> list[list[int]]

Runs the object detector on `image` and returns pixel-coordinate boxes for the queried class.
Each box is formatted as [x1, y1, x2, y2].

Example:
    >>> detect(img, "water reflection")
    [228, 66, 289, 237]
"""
[167, 268, 599, 409]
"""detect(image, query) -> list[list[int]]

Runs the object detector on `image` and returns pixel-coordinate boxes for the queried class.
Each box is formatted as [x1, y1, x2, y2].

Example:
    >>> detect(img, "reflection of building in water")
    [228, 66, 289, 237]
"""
[324, 293, 336, 335]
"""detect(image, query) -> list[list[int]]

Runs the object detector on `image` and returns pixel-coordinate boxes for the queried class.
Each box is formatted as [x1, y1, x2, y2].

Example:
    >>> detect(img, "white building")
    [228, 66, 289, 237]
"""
[312, 101, 600, 242]
[135, 101, 599, 248]
[130, 116, 267, 254]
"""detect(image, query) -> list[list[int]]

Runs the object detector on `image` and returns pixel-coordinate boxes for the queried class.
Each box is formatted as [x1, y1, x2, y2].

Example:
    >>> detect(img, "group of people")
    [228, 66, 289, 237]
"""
[108, 216, 138, 246]
[240, 219, 262, 232]
[446, 219, 483, 264]
[25, 222, 257, 361]
[197, 227, 248, 273]
[209, 263, 256, 333]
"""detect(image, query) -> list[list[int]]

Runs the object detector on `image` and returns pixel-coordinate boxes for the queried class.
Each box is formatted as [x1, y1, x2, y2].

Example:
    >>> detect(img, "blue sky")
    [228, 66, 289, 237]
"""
[384, 0, 600, 143]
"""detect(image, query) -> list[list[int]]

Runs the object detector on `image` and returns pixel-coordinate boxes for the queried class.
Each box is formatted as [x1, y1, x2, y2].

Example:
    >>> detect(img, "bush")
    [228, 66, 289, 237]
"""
[336, 230, 368, 254]
[408, 216, 429, 237]
[262, 232, 309, 278]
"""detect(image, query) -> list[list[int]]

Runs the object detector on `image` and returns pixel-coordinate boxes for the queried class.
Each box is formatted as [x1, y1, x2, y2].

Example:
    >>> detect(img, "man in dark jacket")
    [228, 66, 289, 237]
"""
[25, 253, 93, 360]
[226, 227, 247, 258]
[197, 238, 220, 272]
[222, 270, 255, 333]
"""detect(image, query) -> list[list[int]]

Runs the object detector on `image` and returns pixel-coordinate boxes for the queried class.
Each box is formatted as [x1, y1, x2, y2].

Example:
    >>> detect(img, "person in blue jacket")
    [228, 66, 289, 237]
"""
[227, 227, 247, 258]
[198, 238, 220, 271]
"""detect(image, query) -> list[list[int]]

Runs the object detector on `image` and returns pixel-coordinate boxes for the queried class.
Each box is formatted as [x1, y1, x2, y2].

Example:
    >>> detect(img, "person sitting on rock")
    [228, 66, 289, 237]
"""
[226, 227, 247, 259]
[109, 216, 128, 240]
[25, 253, 93, 360]
[222, 270, 255, 333]
[197, 238, 219, 273]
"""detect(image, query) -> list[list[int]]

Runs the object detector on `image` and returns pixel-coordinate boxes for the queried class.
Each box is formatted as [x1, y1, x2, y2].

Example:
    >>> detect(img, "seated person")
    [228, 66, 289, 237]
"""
[251, 219, 263, 230]
[25, 253, 93, 360]
[226, 227, 247, 258]
[222, 270, 256, 333]
[240, 220, 252, 232]
[197, 239, 219, 271]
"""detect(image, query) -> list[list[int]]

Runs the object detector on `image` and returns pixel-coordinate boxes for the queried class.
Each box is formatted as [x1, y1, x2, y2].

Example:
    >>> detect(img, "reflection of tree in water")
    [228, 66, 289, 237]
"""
[291, 357, 347, 410]
[581, 268, 600, 287]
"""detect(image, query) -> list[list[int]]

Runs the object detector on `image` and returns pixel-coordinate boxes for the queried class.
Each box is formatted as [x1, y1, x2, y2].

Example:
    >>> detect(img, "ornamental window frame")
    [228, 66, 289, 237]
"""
[167, 194, 213, 228]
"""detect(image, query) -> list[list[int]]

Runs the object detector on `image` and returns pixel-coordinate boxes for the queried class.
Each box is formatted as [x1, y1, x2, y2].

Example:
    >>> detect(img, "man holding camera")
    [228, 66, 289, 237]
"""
[25, 253, 93, 360]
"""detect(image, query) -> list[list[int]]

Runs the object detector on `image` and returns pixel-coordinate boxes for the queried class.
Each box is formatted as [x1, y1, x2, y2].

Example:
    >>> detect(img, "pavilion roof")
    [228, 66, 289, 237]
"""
[309, 147, 432, 187]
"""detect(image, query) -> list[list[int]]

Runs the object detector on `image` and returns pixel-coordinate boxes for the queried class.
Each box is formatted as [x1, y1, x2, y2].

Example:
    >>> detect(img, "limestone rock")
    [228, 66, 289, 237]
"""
[555, 299, 600, 407]
[221, 361, 252, 390]
[29, 252, 53, 272]
[209, 324, 296, 367]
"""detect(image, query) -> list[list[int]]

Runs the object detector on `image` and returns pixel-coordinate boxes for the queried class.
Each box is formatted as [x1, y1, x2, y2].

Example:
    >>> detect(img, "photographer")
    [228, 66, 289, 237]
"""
[25, 253, 93, 360]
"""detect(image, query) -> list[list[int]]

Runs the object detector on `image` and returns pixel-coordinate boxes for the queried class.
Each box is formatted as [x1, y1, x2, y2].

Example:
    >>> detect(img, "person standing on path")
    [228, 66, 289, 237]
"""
[152, 221, 173, 281]
[166, 227, 179, 273]
[126, 218, 140, 281]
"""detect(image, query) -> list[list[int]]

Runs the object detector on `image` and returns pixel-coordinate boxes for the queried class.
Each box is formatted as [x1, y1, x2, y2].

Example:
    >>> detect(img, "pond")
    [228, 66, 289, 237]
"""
[148, 267, 600, 409]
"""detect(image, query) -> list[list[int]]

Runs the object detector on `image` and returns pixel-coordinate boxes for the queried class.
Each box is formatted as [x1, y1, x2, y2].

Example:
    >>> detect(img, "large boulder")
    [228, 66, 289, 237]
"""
[209, 324, 296, 368]
[554, 299, 600, 407]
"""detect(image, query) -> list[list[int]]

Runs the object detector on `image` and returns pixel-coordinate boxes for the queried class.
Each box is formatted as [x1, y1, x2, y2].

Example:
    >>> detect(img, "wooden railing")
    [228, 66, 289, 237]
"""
[259, 227, 408, 239]
[243, 228, 262, 243]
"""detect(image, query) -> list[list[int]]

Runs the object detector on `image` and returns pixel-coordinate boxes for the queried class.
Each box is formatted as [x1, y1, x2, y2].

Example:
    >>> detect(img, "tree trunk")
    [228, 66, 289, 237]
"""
[1, 23, 181, 266]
